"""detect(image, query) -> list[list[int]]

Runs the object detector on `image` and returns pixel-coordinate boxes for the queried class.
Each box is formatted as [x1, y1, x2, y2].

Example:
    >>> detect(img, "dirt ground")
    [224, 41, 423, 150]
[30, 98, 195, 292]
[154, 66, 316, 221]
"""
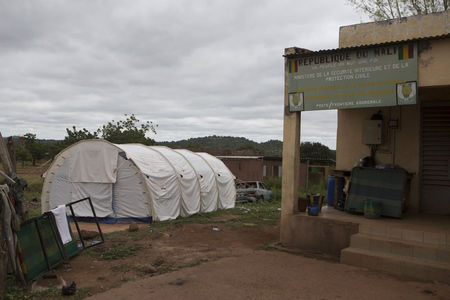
[89, 251, 450, 300]
[33, 218, 450, 300]
[38, 216, 279, 297]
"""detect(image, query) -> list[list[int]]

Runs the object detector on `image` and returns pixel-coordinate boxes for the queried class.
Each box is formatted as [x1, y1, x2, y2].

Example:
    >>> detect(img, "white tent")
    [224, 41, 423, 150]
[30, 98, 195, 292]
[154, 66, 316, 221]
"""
[42, 140, 236, 222]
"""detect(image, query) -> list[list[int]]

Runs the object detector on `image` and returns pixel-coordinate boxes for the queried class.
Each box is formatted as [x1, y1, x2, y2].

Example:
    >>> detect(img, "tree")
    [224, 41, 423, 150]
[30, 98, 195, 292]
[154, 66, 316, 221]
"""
[347, 0, 449, 20]
[15, 146, 32, 167]
[100, 114, 157, 145]
[23, 133, 47, 166]
[59, 126, 100, 150]
[60, 114, 157, 149]
[300, 142, 336, 165]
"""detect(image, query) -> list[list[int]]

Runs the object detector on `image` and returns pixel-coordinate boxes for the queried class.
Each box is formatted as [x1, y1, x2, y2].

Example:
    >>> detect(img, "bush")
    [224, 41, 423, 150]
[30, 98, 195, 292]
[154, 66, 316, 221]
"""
[263, 177, 281, 190]
[299, 180, 328, 197]
[261, 177, 328, 202]
[263, 177, 282, 202]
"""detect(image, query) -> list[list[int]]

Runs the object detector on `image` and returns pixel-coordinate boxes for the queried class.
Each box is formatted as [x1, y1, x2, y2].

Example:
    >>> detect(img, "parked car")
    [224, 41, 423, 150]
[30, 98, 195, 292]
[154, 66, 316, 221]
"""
[236, 181, 273, 203]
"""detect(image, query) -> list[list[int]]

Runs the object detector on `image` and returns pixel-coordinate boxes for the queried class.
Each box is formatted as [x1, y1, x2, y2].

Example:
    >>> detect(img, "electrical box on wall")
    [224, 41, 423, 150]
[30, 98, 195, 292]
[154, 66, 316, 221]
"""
[362, 120, 382, 145]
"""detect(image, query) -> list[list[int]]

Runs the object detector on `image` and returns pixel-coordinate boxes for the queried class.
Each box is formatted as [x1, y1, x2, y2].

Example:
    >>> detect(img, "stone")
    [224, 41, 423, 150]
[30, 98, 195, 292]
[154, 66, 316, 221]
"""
[128, 222, 139, 232]
[80, 230, 99, 240]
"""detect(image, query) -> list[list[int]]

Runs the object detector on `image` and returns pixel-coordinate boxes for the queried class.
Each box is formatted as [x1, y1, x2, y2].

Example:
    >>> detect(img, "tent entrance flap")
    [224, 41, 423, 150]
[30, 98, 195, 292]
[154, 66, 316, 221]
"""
[68, 141, 119, 183]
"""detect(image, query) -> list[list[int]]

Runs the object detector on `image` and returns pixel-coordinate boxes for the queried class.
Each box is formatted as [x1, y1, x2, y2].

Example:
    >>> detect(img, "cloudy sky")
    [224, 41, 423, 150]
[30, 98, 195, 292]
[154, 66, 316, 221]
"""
[0, 0, 369, 149]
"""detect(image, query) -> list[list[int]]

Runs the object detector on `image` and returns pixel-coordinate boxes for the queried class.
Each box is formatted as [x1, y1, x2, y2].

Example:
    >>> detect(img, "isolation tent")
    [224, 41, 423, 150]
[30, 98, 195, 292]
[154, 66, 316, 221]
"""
[42, 140, 236, 222]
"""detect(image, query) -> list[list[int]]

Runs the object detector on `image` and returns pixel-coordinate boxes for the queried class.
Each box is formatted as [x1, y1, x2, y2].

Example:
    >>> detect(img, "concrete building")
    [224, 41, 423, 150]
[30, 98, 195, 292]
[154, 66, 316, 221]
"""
[281, 11, 450, 282]
[217, 155, 294, 183]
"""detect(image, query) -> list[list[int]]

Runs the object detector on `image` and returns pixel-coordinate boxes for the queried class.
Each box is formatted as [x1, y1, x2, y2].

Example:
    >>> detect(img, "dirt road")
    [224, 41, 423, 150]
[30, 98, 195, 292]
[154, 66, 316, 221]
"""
[89, 250, 449, 300]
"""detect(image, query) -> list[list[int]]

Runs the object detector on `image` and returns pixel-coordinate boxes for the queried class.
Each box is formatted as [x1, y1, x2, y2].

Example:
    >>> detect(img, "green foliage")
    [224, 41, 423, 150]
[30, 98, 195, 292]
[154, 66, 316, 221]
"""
[301, 142, 336, 165]
[100, 114, 157, 145]
[15, 145, 32, 167]
[59, 114, 157, 150]
[238, 143, 257, 151]
[347, 0, 449, 21]
[299, 180, 328, 197]
[263, 177, 282, 190]
[263, 177, 282, 201]
[23, 133, 49, 166]
[61, 126, 99, 148]
[160, 136, 335, 160]
[21, 174, 43, 202]
[161, 136, 261, 151]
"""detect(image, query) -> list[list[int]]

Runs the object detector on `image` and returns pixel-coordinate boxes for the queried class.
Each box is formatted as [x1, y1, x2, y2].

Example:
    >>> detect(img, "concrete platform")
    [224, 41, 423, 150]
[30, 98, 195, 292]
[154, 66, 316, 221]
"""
[286, 206, 450, 282]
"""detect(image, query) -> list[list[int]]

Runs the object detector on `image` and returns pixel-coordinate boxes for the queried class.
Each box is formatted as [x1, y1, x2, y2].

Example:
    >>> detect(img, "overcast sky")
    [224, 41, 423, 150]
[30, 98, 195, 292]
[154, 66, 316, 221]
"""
[0, 0, 369, 149]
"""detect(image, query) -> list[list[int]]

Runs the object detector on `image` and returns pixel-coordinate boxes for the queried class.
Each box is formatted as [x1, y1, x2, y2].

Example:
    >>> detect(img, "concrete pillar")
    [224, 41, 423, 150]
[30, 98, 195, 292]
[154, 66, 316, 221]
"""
[280, 55, 301, 245]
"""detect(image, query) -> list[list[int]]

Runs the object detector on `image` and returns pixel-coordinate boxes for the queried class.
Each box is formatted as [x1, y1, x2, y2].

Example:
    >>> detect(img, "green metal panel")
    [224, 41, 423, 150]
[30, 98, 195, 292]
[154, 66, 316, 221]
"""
[64, 230, 81, 259]
[17, 214, 81, 281]
[17, 215, 64, 281]
[345, 167, 407, 218]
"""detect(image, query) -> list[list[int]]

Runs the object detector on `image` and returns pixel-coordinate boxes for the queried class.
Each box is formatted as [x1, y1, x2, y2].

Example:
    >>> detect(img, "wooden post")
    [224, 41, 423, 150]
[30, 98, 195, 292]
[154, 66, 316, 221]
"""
[334, 176, 339, 208]
[306, 160, 310, 188]
[0, 133, 13, 297]
[0, 132, 13, 175]
[7, 137, 16, 173]
[0, 212, 5, 300]
[280, 52, 301, 246]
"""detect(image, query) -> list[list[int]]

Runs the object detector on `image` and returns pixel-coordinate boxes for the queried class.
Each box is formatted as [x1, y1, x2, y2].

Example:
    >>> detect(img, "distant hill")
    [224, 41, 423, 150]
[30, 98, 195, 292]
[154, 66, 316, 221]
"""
[158, 136, 335, 164]
[4, 134, 334, 163]
[158, 136, 283, 157]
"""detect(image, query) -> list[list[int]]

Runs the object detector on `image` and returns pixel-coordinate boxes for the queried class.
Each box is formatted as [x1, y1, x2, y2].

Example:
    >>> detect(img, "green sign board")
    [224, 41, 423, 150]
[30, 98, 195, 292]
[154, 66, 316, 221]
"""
[287, 43, 418, 111]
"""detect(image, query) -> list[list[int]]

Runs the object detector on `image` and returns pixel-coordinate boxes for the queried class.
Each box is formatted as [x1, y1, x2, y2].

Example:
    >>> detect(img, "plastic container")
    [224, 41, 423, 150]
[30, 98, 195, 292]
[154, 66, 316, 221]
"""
[307, 206, 320, 216]
[363, 199, 382, 219]
[327, 176, 345, 206]
[307, 193, 324, 215]
[298, 197, 307, 212]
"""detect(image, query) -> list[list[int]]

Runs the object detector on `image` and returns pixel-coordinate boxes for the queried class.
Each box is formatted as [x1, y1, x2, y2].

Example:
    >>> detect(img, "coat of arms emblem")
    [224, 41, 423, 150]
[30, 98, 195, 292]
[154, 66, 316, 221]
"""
[397, 82, 417, 105]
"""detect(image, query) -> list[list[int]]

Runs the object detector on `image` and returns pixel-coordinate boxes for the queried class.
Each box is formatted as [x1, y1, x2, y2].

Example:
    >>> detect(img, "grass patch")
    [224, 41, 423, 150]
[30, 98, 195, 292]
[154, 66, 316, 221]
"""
[111, 264, 133, 273]
[158, 266, 174, 274]
[180, 259, 208, 269]
[150, 200, 281, 232]
[87, 242, 141, 260]
[27, 207, 42, 218]
[151, 258, 164, 267]
[136, 266, 158, 275]
[4, 275, 92, 300]
[22, 174, 44, 202]
[260, 242, 276, 251]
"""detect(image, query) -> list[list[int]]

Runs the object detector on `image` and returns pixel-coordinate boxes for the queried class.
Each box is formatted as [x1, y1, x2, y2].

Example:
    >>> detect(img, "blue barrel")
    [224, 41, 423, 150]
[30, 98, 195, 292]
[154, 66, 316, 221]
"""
[327, 176, 345, 206]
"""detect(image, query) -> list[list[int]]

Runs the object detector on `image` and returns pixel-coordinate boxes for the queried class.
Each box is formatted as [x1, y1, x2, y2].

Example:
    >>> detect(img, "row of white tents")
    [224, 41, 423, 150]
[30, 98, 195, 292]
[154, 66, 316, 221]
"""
[41, 140, 236, 221]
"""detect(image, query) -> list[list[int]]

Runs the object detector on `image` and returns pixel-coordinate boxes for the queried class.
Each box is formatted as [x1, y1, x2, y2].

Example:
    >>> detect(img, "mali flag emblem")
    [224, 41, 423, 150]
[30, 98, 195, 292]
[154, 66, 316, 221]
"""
[398, 44, 414, 60]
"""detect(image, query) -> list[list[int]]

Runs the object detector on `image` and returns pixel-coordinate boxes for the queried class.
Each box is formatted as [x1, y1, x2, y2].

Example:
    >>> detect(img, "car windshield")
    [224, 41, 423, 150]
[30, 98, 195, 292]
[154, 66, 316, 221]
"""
[258, 182, 267, 189]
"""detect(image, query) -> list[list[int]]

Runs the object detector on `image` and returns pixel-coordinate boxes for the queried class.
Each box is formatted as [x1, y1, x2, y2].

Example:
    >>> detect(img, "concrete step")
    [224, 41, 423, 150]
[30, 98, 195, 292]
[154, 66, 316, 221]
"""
[350, 233, 450, 264]
[341, 247, 450, 283]
[358, 223, 449, 247]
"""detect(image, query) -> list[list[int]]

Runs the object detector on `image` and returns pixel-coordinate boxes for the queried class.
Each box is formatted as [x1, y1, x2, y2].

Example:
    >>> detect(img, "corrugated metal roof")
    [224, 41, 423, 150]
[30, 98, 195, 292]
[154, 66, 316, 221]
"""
[284, 33, 450, 58]
[216, 156, 263, 159]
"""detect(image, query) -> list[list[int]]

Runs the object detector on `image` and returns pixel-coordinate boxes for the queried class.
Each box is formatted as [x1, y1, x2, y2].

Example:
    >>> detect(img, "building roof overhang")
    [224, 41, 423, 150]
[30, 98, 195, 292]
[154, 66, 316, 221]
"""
[284, 33, 450, 59]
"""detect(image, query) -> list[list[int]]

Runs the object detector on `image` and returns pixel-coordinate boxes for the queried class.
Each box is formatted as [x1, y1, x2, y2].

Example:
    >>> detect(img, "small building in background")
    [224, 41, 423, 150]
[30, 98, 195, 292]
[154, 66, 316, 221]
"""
[217, 155, 332, 189]
[216, 156, 265, 181]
